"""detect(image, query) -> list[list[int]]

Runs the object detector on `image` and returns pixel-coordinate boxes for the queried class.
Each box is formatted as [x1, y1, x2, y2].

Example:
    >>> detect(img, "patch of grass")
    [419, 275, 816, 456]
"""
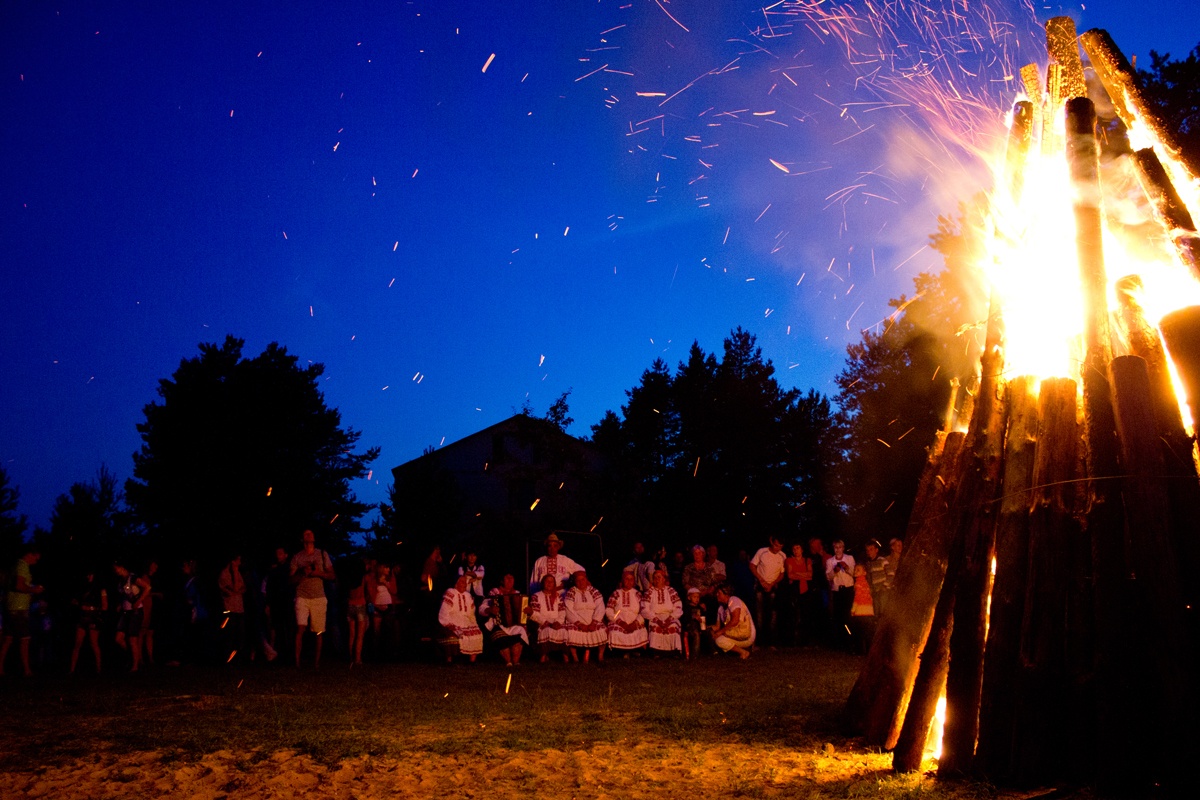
[0, 650, 1008, 800]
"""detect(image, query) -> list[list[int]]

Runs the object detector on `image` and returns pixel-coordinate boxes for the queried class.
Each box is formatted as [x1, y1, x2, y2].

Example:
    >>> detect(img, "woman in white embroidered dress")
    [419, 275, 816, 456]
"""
[437, 574, 483, 663]
[529, 574, 569, 663]
[606, 569, 647, 653]
[641, 569, 683, 654]
[564, 571, 607, 662]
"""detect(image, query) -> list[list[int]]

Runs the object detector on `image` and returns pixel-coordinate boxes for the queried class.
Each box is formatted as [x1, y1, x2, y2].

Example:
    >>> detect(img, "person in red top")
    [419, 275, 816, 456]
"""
[850, 562, 876, 654]
[783, 543, 813, 646]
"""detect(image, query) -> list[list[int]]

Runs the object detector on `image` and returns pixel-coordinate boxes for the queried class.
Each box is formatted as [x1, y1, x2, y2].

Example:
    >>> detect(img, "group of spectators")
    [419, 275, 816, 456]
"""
[0, 529, 903, 677]
[430, 531, 904, 665]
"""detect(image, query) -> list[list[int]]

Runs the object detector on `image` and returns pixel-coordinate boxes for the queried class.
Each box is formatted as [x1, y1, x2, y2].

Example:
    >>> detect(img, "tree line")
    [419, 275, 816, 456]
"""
[0, 297, 969, 591]
[4, 43, 1197, 589]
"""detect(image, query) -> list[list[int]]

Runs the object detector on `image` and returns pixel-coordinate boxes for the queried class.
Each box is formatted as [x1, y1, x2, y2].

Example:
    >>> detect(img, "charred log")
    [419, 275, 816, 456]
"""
[1108, 355, 1197, 795]
[846, 431, 966, 747]
[1080, 28, 1200, 178]
[939, 306, 1008, 778]
[1009, 378, 1081, 787]
[1131, 149, 1200, 278]
[974, 376, 1038, 781]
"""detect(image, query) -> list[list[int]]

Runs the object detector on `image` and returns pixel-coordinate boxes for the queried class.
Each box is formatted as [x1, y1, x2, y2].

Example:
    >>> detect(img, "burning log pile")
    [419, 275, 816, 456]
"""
[845, 18, 1200, 797]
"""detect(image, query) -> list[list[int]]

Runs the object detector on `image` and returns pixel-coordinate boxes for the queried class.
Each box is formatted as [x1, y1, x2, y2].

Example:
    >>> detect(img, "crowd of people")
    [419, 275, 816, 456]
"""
[0, 529, 903, 677]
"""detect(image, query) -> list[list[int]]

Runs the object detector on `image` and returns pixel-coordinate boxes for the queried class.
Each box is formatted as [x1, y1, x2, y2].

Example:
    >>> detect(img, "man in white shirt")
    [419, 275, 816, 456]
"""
[825, 539, 856, 650]
[529, 533, 581, 596]
[750, 536, 787, 647]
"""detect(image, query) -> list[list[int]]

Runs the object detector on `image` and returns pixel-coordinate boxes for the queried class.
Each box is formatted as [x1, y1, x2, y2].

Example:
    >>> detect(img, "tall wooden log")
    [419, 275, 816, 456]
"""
[906, 432, 950, 544]
[895, 320, 1008, 774]
[1131, 148, 1200, 278]
[1009, 378, 1080, 787]
[891, 552, 954, 772]
[1065, 94, 1129, 796]
[939, 308, 1008, 778]
[846, 431, 966, 747]
[1116, 281, 1200, 631]
[974, 376, 1039, 781]
[1158, 307, 1200, 646]
[1046, 17, 1087, 102]
[1080, 28, 1200, 179]
[937, 99, 1033, 777]
[1019, 64, 1043, 152]
[1114, 275, 1188, 439]
[1109, 355, 1197, 794]
[1160, 306, 1200, 439]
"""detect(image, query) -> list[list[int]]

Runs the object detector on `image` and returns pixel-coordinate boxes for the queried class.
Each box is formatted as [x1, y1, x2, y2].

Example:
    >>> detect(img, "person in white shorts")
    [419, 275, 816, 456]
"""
[289, 529, 335, 667]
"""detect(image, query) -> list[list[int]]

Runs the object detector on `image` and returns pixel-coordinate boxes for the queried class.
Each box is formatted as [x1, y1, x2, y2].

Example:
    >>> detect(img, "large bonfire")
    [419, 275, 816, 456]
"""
[845, 16, 1200, 798]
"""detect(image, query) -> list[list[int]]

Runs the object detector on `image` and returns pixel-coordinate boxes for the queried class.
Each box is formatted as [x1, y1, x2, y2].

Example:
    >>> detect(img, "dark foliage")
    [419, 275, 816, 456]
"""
[126, 336, 378, 566]
[33, 466, 140, 600]
[1138, 43, 1200, 171]
[0, 466, 30, 565]
[591, 328, 843, 556]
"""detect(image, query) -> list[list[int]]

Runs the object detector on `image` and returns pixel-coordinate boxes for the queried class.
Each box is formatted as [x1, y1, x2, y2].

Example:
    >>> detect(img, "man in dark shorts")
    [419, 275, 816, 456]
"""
[0, 546, 43, 677]
[114, 560, 151, 672]
[69, 570, 108, 674]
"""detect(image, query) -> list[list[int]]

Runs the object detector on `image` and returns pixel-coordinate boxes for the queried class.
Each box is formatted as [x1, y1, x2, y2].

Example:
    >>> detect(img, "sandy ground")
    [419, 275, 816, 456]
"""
[8, 737, 903, 799]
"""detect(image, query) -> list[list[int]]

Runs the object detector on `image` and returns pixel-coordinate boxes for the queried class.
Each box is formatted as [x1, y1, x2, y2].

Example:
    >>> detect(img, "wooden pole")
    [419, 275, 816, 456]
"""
[895, 321, 1008, 775]
[891, 552, 954, 772]
[1131, 148, 1200, 278]
[937, 101, 1033, 777]
[1080, 29, 1200, 178]
[1019, 65, 1043, 153]
[1066, 93, 1130, 796]
[1009, 378, 1081, 787]
[1046, 17, 1087, 102]
[1160, 306, 1200, 438]
[1116, 281, 1200, 631]
[906, 432, 950, 543]
[1109, 355, 1197, 794]
[1155, 305, 1200, 655]
[939, 311, 1009, 778]
[846, 432, 966, 747]
[1114, 275, 1188, 439]
[974, 376, 1038, 781]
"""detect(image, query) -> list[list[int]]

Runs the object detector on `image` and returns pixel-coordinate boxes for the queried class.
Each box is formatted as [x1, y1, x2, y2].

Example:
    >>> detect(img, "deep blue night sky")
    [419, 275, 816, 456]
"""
[2, 1, 1195, 527]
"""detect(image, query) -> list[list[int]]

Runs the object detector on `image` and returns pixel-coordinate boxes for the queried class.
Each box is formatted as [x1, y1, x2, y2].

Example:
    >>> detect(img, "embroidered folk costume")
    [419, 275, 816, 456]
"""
[606, 585, 648, 650]
[529, 585, 569, 651]
[642, 584, 683, 653]
[565, 584, 608, 648]
[437, 582, 483, 657]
